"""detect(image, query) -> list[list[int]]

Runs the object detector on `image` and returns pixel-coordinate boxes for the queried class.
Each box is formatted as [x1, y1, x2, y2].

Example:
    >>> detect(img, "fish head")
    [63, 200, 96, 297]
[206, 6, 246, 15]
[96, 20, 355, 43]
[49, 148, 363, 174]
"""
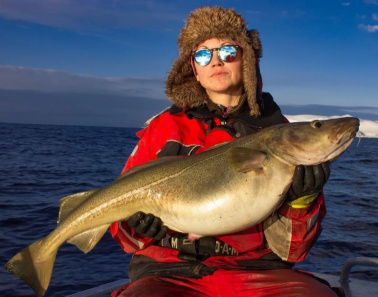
[266, 117, 360, 166]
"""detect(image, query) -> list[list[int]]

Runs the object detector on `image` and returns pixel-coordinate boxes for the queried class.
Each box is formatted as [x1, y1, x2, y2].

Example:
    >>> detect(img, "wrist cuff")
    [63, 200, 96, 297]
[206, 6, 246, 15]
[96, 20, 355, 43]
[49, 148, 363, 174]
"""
[286, 193, 319, 208]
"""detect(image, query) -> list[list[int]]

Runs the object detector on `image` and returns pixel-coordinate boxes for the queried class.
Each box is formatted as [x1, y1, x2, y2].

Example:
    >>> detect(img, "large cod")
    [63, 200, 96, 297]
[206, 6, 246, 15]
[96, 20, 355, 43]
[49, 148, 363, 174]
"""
[5, 117, 359, 296]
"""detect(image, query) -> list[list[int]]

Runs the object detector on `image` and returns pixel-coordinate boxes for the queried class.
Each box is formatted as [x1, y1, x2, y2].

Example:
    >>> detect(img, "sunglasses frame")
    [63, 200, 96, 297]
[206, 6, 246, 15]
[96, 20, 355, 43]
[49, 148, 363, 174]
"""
[192, 45, 241, 66]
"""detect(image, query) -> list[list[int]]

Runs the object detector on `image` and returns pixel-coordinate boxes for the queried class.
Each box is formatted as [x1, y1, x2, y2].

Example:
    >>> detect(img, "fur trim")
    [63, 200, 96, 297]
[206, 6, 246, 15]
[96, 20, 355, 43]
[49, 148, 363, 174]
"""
[165, 6, 263, 116]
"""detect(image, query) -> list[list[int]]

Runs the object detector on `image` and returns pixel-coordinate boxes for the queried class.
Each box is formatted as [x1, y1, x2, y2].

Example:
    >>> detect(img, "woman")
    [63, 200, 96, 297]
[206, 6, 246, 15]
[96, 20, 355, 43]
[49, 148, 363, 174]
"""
[110, 6, 340, 297]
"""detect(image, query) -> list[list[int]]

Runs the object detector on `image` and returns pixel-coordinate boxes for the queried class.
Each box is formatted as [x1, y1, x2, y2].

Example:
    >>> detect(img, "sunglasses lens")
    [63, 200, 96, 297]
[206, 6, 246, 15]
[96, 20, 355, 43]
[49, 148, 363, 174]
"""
[193, 45, 239, 66]
[194, 49, 212, 66]
[219, 45, 238, 62]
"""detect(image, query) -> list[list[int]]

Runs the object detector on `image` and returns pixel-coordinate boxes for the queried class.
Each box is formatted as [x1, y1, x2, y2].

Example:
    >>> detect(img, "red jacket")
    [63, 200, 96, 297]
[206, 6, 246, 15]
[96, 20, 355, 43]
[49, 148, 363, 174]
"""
[110, 93, 326, 281]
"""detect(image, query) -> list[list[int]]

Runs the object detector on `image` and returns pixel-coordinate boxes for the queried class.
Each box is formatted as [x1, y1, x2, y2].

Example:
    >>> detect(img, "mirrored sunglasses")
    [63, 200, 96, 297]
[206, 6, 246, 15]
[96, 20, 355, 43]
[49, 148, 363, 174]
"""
[192, 45, 241, 66]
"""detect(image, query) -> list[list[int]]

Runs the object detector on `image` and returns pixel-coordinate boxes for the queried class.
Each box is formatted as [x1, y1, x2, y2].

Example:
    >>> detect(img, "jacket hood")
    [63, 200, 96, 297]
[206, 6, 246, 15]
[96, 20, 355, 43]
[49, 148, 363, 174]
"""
[165, 6, 263, 116]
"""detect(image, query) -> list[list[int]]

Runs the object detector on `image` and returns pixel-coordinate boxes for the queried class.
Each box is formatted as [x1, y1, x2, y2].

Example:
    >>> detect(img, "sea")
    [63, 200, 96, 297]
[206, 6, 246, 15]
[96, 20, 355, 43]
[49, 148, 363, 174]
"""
[0, 122, 377, 297]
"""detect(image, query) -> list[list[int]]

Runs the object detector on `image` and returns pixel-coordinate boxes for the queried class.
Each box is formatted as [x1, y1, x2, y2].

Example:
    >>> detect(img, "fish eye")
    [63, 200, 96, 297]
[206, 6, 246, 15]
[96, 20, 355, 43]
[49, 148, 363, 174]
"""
[312, 121, 324, 128]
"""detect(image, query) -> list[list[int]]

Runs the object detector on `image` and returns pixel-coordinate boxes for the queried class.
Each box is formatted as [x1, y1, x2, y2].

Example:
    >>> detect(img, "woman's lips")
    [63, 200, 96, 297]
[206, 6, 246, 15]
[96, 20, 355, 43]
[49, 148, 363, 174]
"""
[211, 71, 228, 77]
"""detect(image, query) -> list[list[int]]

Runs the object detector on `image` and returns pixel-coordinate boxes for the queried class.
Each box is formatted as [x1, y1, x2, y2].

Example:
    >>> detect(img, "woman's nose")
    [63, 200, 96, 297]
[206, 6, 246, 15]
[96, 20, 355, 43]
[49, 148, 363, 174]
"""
[210, 50, 223, 66]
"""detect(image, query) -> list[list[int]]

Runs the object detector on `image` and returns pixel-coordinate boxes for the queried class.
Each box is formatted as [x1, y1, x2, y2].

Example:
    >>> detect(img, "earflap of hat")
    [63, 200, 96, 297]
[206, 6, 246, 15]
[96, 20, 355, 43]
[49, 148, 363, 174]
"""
[245, 29, 263, 116]
[236, 29, 263, 116]
[248, 29, 262, 59]
[165, 55, 208, 109]
[238, 37, 259, 116]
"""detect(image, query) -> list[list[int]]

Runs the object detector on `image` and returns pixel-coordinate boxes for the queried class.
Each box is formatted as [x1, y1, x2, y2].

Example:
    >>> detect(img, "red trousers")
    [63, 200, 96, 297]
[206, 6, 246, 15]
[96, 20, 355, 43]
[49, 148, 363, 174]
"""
[114, 269, 340, 297]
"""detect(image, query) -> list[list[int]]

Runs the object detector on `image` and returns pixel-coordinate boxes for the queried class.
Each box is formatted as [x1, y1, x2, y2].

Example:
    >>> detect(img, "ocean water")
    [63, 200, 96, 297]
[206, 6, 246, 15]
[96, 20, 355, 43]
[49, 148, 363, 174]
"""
[0, 122, 377, 296]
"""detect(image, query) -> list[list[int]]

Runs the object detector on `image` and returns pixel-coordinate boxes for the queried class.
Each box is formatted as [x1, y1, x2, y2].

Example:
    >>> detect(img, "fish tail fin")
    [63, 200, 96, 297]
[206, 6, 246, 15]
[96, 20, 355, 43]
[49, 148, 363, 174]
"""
[4, 238, 57, 297]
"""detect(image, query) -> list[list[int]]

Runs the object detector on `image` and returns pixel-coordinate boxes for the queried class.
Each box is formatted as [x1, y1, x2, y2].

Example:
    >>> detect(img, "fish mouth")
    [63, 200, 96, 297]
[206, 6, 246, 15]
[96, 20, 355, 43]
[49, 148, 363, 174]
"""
[329, 118, 359, 144]
[327, 121, 359, 162]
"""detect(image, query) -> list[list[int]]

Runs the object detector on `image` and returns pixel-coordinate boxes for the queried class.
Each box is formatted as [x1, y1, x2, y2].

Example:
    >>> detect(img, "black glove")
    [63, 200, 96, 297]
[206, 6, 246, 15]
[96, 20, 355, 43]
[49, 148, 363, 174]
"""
[286, 162, 330, 201]
[127, 212, 168, 240]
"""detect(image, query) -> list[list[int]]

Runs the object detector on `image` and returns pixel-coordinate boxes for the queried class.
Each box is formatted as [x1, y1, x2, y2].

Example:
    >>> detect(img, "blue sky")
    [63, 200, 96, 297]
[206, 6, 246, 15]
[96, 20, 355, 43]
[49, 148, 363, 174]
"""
[0, 0, 377, 127]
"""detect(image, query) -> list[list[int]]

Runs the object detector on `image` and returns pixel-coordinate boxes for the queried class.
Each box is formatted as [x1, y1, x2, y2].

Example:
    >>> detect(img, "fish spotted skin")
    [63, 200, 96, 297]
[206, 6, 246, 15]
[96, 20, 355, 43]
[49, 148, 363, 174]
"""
[4, 117, 359, 296]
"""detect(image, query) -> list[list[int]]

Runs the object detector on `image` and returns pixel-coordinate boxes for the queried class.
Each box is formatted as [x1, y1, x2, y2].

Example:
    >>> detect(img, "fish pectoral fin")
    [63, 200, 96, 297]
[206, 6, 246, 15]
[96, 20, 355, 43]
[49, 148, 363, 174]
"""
[227, 147, 267, 173]
[68, 224, 110, 253]
[58, 189, 99, 224]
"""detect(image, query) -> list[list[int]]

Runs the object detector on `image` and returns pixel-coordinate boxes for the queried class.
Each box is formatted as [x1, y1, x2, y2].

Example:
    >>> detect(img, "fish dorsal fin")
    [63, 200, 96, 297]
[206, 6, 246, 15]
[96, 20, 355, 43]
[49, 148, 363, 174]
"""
[227, 147, 267, 173]
[68, 224, 110, 253]
[114, 156, 184, 182]
[58, 190, 98, 224]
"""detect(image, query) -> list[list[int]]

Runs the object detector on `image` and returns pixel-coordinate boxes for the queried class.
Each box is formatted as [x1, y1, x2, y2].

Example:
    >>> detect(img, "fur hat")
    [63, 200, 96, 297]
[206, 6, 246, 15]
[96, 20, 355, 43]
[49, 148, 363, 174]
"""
[165, 6, 263, 116]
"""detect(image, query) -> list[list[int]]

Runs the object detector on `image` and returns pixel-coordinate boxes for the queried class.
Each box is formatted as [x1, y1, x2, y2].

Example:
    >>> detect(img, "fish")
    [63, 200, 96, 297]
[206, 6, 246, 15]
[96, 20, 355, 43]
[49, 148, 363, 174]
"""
[4, 117, 359, 296]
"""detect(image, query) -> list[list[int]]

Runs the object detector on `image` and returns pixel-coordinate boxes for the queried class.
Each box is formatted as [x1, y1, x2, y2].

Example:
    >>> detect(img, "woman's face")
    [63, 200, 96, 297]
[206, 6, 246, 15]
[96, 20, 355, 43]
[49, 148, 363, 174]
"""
[193, 38, 243, 100]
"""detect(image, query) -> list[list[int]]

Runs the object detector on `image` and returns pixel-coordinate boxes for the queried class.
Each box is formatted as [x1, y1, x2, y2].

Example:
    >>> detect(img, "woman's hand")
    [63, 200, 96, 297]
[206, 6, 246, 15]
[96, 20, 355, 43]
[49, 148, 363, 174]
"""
[286, 162, 331, 201]
[127, 212, 168, 240]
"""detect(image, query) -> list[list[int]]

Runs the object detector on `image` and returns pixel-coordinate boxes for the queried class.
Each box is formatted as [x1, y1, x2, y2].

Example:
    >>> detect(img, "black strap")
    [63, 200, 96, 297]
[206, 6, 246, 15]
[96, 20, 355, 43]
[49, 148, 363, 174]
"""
[156, 233, 239, 261]
[128, 255, 219, 281]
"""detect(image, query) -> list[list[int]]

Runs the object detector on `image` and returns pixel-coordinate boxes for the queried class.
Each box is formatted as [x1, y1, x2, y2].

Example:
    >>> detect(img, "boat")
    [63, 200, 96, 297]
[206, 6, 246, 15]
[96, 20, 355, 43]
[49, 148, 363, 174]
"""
[67, 257, 378, 297]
